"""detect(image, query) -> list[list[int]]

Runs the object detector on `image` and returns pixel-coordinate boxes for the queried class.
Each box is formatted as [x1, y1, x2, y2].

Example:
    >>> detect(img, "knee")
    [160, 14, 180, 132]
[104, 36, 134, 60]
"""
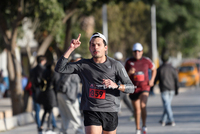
[135, 108, 141, 114]
[141, 102, 147, 110]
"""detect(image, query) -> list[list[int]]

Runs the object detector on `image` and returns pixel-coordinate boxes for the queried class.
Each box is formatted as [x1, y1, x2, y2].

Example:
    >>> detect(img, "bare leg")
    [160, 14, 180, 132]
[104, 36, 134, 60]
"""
[139, 92, 149, 127]
[85, 125, 117, 134]
[85, 125, 102, 134]
[132, 99, 141, 130]
[103, 129, 117, 134]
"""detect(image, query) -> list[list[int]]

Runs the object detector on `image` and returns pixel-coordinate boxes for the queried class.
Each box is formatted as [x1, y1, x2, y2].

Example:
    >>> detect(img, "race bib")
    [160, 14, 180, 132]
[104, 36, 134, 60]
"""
[89, 88, 106, 99]
[134, 71, 145, 82]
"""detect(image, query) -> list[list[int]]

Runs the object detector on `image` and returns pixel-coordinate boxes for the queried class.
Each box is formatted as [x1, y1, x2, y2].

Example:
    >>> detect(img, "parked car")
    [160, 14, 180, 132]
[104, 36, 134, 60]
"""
[178, 60, 200, 87]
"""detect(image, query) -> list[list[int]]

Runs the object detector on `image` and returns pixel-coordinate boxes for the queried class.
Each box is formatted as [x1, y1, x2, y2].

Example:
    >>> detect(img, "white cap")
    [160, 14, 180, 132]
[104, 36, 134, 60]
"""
[90, 32, 107, 45]
[114, 52, 123, 60]
[132, 43, 143, 51]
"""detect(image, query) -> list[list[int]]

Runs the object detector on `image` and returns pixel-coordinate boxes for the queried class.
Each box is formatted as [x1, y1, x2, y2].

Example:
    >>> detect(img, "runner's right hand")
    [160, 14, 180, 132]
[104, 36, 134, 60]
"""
[70, 34, 81, 50]
[128, 68, 135, 76]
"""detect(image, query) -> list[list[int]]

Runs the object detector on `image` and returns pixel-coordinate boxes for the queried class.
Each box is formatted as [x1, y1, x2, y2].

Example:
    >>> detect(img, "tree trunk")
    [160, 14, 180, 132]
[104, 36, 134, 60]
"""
[7, 51, 24, 115]
[64, 18, 72, 51]
[1, 1, 79, 115]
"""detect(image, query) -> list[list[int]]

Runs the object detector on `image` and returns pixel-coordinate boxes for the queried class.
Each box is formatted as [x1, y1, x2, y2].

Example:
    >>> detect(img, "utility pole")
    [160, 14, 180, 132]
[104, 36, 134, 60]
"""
[102, 4, 108, 54]
[151, 4, 159, 67]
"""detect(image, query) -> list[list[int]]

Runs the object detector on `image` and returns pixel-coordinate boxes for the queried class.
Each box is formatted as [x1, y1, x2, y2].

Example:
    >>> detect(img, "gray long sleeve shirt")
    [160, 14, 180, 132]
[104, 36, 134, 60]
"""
[55, 56, 135, 112]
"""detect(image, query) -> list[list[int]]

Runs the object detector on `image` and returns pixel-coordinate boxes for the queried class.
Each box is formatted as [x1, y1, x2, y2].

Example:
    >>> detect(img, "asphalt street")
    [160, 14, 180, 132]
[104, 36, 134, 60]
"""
[1, 86, 200, 134]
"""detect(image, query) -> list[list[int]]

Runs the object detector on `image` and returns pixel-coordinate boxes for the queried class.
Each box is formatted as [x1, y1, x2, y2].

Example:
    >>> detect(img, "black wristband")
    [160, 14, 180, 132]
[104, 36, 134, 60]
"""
[116, 84, 120, 90]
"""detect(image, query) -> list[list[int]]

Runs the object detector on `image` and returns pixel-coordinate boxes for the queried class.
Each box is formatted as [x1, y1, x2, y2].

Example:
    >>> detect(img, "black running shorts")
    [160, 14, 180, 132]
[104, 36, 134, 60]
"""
[129, 91, 149, 101]
[83, 110, 118, 131]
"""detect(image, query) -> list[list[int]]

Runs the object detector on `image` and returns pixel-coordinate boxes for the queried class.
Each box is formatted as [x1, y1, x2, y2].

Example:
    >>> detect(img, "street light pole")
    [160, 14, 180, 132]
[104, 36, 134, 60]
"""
[102, 4, 108, 54]
[151, 4, 159, 67]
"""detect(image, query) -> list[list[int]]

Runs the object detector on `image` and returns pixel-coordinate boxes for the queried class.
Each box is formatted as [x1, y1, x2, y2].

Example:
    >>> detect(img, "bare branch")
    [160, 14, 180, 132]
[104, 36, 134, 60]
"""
[62, 8, 78, 24]
[37, 34, 54, 56]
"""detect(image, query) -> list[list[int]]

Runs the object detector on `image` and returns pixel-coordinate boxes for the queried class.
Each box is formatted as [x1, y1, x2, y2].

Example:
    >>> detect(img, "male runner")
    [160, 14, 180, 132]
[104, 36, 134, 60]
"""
[125, 43, 156, 134]
[55, 32, 135, 134]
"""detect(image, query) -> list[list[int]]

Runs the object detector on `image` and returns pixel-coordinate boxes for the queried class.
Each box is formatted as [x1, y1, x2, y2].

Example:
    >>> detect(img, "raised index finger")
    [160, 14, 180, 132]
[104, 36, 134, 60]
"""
[77, 34, 81, 41]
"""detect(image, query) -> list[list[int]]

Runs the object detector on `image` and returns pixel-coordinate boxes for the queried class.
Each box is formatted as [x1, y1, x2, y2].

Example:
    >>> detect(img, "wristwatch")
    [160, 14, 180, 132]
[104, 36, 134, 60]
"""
[116, 84, 120, 90]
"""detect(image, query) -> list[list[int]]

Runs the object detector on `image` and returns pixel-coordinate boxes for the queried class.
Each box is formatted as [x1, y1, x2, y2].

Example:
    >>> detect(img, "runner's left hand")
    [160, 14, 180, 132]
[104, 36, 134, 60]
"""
[149, 79, 154, 87]
[102, 79, 118, 89]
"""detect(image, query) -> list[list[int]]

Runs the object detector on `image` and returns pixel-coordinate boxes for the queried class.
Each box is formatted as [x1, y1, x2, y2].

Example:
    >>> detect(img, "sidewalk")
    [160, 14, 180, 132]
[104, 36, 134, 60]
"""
[0, 97, 59, 132]
[0, 98, 12, 132]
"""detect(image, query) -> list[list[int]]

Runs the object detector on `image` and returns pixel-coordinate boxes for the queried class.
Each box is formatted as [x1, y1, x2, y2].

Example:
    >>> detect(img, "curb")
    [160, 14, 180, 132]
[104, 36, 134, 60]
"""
[0, 107, 59, 132]
[0, 119, 6, 131]
[4, 116, 18, 130]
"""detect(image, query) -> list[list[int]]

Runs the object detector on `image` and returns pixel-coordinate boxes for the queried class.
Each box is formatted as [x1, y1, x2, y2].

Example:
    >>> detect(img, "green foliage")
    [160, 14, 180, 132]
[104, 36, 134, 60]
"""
[0, 0, 66, 46]
[0, 0, 18, 28]
[34, 0, 65, 44]
[156, 0, 200, 58]
[2, 0, 199, 59]
[93, 1, 151, 58]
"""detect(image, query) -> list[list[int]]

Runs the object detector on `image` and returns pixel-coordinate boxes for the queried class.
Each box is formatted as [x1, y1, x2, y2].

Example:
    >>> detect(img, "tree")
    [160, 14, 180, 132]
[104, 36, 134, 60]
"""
[93, 1, 151, 58]
[155, 0, 200, 57]
[0, 0, 27, 115]
[0, 0, 123, 115]
[0, 0, 64, 115]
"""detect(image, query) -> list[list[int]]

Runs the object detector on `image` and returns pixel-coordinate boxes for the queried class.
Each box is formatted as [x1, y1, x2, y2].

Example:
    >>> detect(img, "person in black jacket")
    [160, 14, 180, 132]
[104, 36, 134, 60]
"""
[154, 54, 179, 127]
[38, 63, 60, 132]
[30, 55, 47, 132]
